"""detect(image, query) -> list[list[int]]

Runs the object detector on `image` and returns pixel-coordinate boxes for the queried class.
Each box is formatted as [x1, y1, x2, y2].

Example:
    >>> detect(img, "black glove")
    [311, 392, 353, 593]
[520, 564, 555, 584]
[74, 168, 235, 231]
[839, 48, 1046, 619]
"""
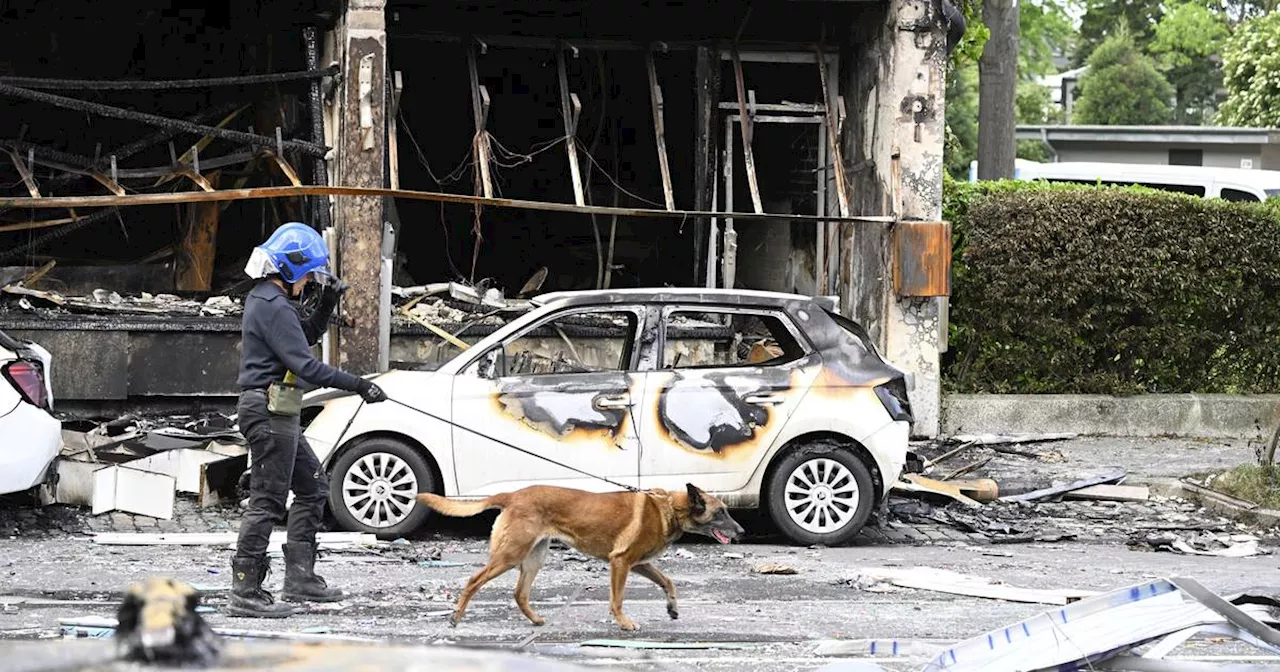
[325, 278, 351, 297]
[356, 378, 387, 404]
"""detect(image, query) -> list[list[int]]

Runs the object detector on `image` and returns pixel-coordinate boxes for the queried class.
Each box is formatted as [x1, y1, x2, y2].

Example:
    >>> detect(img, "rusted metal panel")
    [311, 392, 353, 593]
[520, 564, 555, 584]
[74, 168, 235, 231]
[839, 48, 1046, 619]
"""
[893, 220, 951, 298]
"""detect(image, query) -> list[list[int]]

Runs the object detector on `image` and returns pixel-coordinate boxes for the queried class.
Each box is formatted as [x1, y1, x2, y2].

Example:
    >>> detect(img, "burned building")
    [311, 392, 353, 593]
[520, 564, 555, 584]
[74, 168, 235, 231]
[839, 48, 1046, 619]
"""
[0, 0, 951, 436]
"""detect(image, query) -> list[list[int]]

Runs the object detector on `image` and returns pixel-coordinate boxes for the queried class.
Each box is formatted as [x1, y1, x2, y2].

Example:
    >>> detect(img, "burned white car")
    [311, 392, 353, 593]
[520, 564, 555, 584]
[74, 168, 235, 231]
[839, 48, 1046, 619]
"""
[302, 289, 912, 546]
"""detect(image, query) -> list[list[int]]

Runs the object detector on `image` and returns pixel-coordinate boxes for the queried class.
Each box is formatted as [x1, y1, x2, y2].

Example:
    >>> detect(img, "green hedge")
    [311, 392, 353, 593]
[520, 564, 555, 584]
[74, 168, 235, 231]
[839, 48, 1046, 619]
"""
[942, 177, 1280, 394]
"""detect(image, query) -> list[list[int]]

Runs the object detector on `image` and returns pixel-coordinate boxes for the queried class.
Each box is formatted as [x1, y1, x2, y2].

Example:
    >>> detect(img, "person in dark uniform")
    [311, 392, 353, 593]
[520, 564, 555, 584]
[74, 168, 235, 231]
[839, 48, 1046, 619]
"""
[230, 222, 387, 618]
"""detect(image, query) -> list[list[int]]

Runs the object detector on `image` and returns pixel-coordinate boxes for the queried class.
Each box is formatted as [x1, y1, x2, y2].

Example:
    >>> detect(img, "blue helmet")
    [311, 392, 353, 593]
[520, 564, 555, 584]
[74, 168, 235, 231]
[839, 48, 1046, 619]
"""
[256, 222, 331, 284]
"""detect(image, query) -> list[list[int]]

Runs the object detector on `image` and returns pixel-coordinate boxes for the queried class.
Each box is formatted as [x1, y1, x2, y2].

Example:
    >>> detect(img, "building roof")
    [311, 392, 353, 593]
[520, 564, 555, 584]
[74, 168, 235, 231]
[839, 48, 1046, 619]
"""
[1016, 125, 1280, 145]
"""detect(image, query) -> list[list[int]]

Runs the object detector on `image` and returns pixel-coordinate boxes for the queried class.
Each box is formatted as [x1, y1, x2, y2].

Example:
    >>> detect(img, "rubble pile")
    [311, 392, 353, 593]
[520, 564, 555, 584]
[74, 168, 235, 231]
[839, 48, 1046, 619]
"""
[885, 433, 1280, 552]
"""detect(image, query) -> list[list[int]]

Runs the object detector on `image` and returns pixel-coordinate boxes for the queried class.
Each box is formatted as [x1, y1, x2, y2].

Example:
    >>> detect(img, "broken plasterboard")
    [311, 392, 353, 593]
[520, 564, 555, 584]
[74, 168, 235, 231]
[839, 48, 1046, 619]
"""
[91, 531, 377, 553]
[91, 465, 175, 520]
[849, 567, 1097, 606]
[128, 449, 231, 494]
[199, 453, 247, 508]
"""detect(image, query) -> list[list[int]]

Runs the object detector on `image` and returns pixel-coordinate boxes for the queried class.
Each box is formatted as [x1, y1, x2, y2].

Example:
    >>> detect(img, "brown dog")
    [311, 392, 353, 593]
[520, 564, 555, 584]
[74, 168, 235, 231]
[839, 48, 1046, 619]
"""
[416, 483, 744, 631]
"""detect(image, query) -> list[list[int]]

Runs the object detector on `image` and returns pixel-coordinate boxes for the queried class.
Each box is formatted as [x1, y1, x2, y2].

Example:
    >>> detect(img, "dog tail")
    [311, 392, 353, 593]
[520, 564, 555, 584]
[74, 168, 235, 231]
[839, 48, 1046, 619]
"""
[416, 492, 508, 518]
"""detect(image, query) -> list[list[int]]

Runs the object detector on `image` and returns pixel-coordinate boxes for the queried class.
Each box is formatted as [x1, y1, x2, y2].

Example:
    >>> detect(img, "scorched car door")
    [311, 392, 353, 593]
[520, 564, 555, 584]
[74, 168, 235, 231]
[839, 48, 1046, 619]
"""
[636, 306, 821, 492]
[450, 306, 647, 496]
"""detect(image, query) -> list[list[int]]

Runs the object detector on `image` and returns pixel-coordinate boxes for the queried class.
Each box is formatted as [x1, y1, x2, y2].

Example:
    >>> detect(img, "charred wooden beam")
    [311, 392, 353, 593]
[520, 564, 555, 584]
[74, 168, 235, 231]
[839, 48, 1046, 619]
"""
[0, 84, 327, 156]
[0, 67, 337, 91]
[729, 48, 764, 215]
[175, 172, 222, 292]
[646, 49, 675, 212]
[304, 26, 333, 232]
[693, 44, 721, 286]
[0, 185, 897, 223]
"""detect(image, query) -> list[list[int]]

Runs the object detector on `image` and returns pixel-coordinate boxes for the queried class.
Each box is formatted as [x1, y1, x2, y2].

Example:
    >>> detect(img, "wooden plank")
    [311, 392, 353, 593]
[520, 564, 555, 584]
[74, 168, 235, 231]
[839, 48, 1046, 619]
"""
[88, 172, 126, 197]
[1064, 484, 1150, 502]
[8, 150, 40, 198]
[815, 46, 850, 218]
[646, 51, 675, 211]
[175, 171, 220, 292]
[999, 468, 1127, 503]
[556, 47, 586, 207]
[260, 150, 303, 188]
[729, 48, 764, 214]
[402, 309, 472, 351]
[0, 185, 897, 223]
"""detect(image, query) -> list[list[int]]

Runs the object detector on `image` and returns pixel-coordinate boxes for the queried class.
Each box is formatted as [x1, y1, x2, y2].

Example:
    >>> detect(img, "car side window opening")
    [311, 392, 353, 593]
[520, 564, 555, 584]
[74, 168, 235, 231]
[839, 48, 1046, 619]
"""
[1220, 187, 1261, 202]
[662, 310, 804, 369]
[493, 310, 639, 376]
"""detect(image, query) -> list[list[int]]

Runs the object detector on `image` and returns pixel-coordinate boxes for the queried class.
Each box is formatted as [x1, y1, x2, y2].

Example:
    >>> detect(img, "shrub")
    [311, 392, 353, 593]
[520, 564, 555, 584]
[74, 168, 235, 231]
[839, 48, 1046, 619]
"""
[943, 180, 1280, 394]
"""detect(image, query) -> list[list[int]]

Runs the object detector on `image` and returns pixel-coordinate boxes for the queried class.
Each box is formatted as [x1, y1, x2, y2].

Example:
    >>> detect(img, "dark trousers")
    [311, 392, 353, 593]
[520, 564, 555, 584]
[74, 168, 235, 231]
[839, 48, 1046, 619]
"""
[234, 390, 329, 560]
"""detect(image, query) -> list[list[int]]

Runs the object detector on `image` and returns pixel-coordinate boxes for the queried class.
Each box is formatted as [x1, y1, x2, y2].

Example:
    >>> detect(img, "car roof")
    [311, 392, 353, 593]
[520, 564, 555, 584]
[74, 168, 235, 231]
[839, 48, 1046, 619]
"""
[1014, 160, 1280, 188]
[532, 288, 830, 310]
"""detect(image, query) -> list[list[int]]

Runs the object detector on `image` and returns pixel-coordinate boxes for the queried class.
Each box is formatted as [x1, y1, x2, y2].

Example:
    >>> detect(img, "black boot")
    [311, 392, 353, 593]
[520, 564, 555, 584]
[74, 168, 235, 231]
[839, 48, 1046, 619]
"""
[282, 542, 345, 603]
[228, 556, 295, 618]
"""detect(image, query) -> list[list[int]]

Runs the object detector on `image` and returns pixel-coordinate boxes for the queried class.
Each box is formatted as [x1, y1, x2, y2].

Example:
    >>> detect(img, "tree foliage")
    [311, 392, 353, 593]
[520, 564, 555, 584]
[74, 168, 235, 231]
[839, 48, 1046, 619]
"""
[1150, 1, 1229, 123]
[1073, 26, 1175, 125]
[1076, 0, 1162, 64]
[1217, 11, 1280, 127]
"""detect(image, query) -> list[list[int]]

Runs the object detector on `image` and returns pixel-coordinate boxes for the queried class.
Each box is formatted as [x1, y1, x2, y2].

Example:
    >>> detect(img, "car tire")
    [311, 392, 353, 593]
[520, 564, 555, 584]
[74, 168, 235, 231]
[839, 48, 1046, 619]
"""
[766, 441, 875, 547]
[328, 437, 437, 539]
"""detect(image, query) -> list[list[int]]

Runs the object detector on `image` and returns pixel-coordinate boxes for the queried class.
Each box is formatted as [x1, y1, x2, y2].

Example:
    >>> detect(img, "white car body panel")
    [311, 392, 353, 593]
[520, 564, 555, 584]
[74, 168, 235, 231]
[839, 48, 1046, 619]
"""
[0, 337, 60, 495]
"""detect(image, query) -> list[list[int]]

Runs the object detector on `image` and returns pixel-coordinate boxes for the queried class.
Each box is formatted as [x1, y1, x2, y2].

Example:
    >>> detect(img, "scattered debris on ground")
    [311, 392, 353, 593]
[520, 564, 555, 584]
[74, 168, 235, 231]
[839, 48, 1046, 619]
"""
[837, 567, 1098, 605]
[751, 563, 798, 576]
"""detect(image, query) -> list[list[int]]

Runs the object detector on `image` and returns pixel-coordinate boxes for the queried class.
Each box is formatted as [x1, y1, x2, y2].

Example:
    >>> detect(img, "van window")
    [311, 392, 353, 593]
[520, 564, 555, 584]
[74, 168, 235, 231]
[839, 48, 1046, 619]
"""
[1267, 189, 1280, 201]
[1220, 188, 1262, 202]
[1043, 178, 1206, 197]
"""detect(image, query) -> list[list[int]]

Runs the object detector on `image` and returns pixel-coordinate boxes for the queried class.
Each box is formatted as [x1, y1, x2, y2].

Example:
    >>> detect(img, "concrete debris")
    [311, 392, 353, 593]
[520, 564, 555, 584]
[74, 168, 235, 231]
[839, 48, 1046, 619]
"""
[42, 412, 247, 519]
[840, 567, 1097, 605]
[752, 563, 798, 575]
[2, 286, 244, 317]
[1138, 531, 1269, 558]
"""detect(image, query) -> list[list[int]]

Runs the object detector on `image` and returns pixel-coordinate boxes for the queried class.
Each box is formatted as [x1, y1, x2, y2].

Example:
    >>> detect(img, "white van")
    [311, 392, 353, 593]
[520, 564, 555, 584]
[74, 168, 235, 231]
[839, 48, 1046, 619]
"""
[969, 160, 1280, 202]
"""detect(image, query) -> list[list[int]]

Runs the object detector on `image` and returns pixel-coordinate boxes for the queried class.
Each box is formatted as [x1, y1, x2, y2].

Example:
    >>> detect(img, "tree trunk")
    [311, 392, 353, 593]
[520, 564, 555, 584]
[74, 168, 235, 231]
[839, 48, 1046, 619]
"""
[977, 0, 1019, 180]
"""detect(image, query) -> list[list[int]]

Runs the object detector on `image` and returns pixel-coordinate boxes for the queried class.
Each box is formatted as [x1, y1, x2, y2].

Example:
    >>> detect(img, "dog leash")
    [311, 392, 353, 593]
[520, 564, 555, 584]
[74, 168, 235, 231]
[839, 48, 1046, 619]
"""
[330, 392, 640, 492]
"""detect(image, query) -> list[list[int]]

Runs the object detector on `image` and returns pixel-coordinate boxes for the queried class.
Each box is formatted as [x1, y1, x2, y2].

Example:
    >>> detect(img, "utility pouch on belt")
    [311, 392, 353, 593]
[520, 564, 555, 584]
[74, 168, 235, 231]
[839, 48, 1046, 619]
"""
[267, 371, 303, 416]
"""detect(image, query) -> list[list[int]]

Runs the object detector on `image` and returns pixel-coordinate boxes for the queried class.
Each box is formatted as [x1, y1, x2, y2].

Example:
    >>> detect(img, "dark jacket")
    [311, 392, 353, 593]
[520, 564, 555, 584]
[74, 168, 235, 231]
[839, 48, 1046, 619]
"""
[237, 281, 361, 391]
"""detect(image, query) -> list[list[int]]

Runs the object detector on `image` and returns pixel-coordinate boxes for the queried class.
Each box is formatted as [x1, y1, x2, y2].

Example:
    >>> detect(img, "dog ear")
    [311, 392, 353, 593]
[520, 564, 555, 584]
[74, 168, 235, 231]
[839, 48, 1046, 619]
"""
[686, 483, 707, 516]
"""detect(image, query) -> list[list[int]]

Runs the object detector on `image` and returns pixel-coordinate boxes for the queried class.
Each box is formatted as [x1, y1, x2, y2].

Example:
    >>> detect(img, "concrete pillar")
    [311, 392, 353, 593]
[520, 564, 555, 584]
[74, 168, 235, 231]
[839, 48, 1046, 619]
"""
[843, 0, 948, 438]
[333, 0, 387, 375]
[882, 0, 948, 438]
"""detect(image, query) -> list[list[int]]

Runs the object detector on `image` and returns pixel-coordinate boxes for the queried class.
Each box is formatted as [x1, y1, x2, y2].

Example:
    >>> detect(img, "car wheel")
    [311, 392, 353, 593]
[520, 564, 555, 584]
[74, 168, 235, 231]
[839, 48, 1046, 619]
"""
[328, 437, 436, 539]
[766, 442, 875, 546]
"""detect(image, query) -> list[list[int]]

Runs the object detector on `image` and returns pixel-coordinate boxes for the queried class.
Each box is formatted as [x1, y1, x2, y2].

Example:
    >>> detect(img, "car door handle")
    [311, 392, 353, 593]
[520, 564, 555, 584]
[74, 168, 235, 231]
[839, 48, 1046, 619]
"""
[745, 393, 785, 405]
[595, 395, 631, 410]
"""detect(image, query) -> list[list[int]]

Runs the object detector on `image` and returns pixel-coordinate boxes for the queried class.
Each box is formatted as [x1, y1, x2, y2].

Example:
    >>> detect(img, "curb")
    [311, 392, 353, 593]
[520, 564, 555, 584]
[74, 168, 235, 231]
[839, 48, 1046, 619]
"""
[942, 394, 1280, 440]
[1131, 476, 1280, 529]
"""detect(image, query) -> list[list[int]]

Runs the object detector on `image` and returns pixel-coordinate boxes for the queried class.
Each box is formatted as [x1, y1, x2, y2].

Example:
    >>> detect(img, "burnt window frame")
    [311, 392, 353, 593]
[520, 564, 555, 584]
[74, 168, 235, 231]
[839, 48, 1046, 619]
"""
[463, 304, 650, 379]
[655, 304, 812, 371]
